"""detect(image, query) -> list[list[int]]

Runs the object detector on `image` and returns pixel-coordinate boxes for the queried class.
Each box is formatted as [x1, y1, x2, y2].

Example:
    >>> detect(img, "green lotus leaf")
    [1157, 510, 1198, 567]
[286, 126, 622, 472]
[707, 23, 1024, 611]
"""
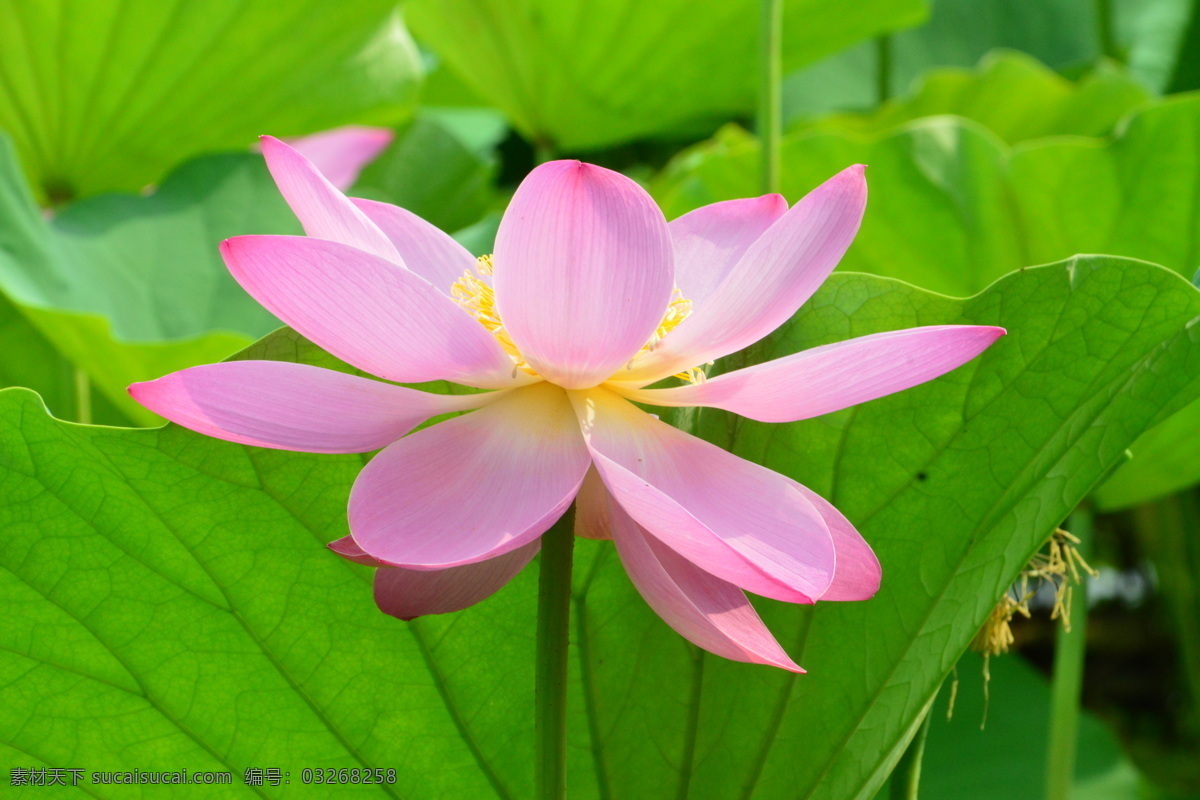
[2, 257, 1197, 797]
[0, 0, 422, 200]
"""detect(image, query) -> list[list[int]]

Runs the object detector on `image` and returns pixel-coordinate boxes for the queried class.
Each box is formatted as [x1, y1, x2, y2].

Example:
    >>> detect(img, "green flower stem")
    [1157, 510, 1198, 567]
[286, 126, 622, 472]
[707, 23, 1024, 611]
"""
[1045, 508, 1093, 800]
[876, 35, 893, 103]
[535, 505, 576, 800]
[758, 0, 783, 194]
[1094, 0, 1119, 62]
[73, 368, 91, 425]
[1133, 492, 1200, 739]
[889, 692, 935, 799]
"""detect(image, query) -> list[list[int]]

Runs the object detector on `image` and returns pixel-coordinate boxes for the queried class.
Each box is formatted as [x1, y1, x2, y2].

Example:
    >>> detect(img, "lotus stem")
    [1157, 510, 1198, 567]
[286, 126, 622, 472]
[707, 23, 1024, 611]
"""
[535, 505, 576, 800]
[1044, 507, 1092, 800]
[758, 0, 783, 195]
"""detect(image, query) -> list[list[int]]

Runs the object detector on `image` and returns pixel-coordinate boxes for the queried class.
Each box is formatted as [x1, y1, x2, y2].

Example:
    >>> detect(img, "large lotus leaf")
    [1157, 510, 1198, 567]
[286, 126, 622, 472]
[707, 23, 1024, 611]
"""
[794, 50, 1150, 145]
[0, 0, 422, 201]
[3, 258, 1199, 798]
[0, 135, 294, 424]
[1009, 94, 1200, 288]
[404, 0, 927, 150]
[783, 0, 1188, 120]
[652, 94, 1200, 508]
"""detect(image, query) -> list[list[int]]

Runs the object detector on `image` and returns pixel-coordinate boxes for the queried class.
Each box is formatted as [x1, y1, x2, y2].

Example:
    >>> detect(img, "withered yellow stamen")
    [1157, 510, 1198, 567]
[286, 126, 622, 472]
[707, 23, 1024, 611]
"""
[969, 526, 1098, 726]
[973, 528, 1096, 659]
[452, 254, 703, 382]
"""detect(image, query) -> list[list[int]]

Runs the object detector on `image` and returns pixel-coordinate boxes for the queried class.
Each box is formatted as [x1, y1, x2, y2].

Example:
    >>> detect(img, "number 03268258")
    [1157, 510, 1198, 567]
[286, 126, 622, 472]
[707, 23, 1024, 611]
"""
[300, 768, 398, 785]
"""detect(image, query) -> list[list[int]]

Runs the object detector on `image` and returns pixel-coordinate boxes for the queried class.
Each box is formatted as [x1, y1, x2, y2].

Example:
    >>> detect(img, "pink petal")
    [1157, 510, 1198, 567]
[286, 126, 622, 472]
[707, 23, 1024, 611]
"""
[626, 166, 867, 384]
[571, 389, 835, 603]
[373, 541, 540, 620]
[574, 467, 612, 540]
[621, 326, 1006, 422]
[493, 160, 674, 389]
[352, 198, 478, 292]
[287, 126, 394, 191]
[790, 484, 880, 602]
[329, 534, 388, 566]
[609, 495, 801, 671]
[129, 361, 498, 453]
[221, 235, 528, 389]
[349, 383, 590, 568]
[260, 135, 401, 263]
[670, 194, 787, 311]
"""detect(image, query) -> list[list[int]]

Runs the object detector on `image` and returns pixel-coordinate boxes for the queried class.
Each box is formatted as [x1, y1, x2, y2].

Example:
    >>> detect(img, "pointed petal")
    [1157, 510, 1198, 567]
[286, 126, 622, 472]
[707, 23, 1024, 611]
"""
[493, 160, 674, 389]
[129, 361, 497, 453]
[260, 135, 401, 263]
[627, 166, 867, 384]
[373, 540, 540, 620]
[287, 126, 393, 191]
[352, 198, 478, 292]
[349, 383, 590, 568]
[571, 389, 835, 603]
[574, 467, 612, 540]
[328, 534, 388, 566]
[622, 326, 1006, 422]
[221, 235, 528, 389]
[670, 194, 787, 311]
[790, 484, 880, 601]
[610, 495, 801, 671]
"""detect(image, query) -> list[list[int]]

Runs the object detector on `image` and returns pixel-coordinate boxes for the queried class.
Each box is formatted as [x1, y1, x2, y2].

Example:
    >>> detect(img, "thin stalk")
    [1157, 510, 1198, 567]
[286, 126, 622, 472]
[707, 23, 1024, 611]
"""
[876, 35, 893, 104]
[757, 0, 783, 195]
[1045, 508, 1093, 800]
[1133, 492, 1200, 734]
[536, 506, 576, 800]
[889, 696, 935, 799]
[1094, 0, 1120, 62]
[74, 369, 92, 424]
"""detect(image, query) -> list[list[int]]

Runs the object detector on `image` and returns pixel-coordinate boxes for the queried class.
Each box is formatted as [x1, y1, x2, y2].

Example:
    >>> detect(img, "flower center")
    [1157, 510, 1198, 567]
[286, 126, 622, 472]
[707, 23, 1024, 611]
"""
[451, 255, 536, 376]
[451, 255, 702, 383]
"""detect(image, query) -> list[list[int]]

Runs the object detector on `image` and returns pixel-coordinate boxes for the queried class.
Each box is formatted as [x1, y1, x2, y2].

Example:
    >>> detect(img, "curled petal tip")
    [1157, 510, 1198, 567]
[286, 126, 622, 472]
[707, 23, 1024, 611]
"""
[328, 534, 388, 566]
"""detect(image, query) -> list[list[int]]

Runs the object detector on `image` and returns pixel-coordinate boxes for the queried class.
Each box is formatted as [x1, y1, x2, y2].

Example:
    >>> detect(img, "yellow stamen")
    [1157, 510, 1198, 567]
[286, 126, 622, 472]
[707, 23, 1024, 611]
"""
[452, 254, 703, 382]
[972, 528, 1096, 657]
[451, 255, 535, 376]
[969, 527, 1098, 726]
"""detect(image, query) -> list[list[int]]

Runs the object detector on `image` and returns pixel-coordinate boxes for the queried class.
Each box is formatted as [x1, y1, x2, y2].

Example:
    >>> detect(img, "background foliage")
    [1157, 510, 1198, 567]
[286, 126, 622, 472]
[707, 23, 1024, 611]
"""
[1, 0, 1199, 797]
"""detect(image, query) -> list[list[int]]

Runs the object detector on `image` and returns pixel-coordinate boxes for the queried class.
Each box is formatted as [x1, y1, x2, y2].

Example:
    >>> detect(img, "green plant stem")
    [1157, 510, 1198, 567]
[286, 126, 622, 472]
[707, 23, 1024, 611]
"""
[757, 0, 783, 195]
[876, 35, 892, 103]
[1166, 0, 1200, 92]
[73, 369, 91, 425]
[536, 506, 575, 800]
[1094, 0, 1119, 62]
[889, 697, 935, 799]
[1045, 508, 1092, 800]
[1133, 491, 1200, 729]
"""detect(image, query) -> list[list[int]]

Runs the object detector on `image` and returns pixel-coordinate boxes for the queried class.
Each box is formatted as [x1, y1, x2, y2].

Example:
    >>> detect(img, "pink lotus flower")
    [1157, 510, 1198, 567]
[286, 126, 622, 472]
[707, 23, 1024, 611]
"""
[130, 137, 1004, 671]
